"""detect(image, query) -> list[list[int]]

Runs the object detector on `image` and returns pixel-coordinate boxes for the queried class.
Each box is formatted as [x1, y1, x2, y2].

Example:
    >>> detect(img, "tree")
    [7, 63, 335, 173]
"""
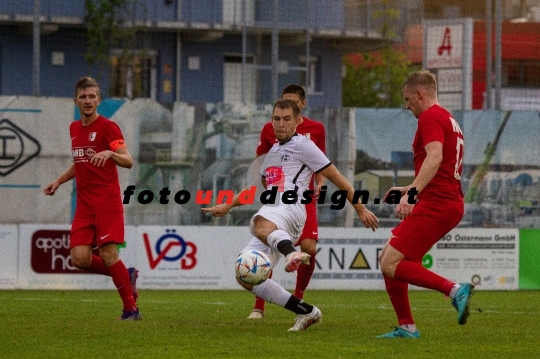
[342, 47, 417, 108]
[84, 0, 149, 97]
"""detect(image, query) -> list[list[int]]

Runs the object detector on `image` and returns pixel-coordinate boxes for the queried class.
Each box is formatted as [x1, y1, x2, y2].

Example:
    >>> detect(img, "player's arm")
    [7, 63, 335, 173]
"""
[203, 174, 266, 217]
[44, 163, 75, 196]
[319, 164, 379, 231]
[386, 141, 443, 220]
[407, 141, 442, 193]
[313, 123, 327, 196]
[90, 142, 133, 169]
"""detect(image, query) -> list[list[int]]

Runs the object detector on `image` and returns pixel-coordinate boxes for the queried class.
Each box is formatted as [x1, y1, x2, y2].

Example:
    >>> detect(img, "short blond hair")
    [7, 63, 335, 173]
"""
[74, 76, 101, 99]
[403, 70, 437, 94]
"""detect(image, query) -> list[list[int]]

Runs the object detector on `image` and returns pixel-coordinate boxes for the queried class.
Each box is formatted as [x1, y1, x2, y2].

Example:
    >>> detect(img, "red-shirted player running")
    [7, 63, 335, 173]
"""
[44, 77, 140, 320]
[377, 70, 474, 338]
[248, 84, 326, 319]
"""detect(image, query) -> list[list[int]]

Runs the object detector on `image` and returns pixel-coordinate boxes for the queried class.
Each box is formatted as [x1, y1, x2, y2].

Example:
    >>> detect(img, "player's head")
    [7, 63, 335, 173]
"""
[272, 99, 301, 143]
[74, 76, 101, 119]
[402, 70, 438, 118]
[74, 76, 101, 99]
[281, 84, 306, 113]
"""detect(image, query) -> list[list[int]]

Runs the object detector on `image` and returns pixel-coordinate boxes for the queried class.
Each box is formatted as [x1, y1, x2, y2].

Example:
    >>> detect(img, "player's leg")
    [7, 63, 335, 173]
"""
[97, 212, 140, 320]
[376, 242, 419, 338]
[70, 215, 109, 273]
[238, 277, 321, 331]
[251, 214, 309, 272]
[380, 204, 473, 324]
[248, 269, 271, 319]
[294, 202, 318, 299]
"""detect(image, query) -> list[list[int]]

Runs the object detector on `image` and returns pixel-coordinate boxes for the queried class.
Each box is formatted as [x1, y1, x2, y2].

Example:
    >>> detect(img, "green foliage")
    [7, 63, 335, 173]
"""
[84, 0, 127, 66]
[342, 47, 418, 108]
[1, 290, 539, 358]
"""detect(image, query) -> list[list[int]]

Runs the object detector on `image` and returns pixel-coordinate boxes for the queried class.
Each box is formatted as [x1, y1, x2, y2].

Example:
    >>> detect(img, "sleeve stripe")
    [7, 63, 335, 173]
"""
[109, 139, 126, 151]
[315, 162, 332, 174]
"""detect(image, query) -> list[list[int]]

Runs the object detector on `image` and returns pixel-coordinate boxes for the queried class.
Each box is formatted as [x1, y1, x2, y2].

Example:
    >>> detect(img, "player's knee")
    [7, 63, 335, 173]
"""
[70, 252, 91, 269]
[379, 257, 397, 278]
[300, 239, 317, 256]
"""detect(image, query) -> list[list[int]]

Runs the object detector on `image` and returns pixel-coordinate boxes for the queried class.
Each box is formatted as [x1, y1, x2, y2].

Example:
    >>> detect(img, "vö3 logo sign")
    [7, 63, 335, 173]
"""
[143, 229, 197, 270]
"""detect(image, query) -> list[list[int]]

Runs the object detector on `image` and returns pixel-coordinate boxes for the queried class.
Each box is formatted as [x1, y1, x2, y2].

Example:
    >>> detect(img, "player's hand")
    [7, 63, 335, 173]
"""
[314, 182, 325, 200]
[90, 150, 113, 167]
[383, 186, 408, 202]
[201, 203, 233, 217]
[395, 195, 414, 220]
[358, 208, 379, 231]
[44, 181, 59, 196]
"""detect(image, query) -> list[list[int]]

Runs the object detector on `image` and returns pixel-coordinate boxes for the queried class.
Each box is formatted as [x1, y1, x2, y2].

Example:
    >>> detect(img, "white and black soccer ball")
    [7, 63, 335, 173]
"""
[235, 250, 271, 285]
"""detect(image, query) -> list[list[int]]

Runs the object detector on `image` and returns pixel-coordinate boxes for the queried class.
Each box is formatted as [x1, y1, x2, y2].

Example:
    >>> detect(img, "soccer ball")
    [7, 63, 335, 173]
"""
[235, 250, 271, 285]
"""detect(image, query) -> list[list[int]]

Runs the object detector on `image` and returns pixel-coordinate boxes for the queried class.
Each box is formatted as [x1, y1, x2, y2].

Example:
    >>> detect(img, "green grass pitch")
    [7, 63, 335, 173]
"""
[0, 289, 538, 359]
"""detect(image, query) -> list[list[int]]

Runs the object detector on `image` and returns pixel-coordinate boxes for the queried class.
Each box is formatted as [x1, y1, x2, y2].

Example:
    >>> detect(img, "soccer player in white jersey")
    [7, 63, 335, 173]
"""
[202, 99, 379, 331]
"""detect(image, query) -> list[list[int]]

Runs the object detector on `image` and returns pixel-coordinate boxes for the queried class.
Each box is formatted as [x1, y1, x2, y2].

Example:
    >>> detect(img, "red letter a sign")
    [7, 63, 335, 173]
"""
[437, 27, 452, 56]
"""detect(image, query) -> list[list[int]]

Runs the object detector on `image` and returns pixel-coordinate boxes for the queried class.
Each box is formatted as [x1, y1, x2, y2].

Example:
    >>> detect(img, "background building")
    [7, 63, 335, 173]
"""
[0, 0, 422, 106]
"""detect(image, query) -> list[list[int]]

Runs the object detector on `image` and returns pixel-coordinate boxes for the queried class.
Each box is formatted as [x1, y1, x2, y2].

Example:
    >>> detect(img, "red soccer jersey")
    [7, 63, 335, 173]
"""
[70, 116, 125, 215]
[413, 105, 464, 201]
[256, 116, 326, 156]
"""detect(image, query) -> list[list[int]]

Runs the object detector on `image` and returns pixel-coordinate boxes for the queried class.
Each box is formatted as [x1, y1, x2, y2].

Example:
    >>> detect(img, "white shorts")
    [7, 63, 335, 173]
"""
[243, 203, 306, 270]
[241, 236, 282, 270]
[249, 203, 306, 244]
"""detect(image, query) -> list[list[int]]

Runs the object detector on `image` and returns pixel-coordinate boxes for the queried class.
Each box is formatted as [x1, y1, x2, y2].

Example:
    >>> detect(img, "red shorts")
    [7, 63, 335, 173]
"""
[390, 198, 463, 262]
[70, 211, 125, 248]
[295, 201, 318, 246]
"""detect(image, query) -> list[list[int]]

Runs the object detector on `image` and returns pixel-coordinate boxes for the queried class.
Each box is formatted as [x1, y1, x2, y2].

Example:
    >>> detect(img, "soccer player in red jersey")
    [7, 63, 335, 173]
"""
[248, 84, 326, 319]
[377, 70, 474, 338]
[44, 77, 141, 320]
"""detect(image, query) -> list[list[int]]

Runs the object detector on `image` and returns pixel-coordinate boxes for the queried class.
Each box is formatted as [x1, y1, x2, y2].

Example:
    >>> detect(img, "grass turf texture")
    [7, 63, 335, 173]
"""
[0, 290, 538, 359]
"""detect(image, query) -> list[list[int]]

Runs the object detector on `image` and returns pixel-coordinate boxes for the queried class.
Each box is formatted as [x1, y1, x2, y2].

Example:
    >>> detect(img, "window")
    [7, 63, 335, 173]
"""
[502, 60, 540, 88]
[299, 56, 321, 93]
[110, 50, 157, 99]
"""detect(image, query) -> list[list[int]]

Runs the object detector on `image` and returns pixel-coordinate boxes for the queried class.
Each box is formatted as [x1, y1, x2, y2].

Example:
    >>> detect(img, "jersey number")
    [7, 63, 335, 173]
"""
[454, 137, 464, 180]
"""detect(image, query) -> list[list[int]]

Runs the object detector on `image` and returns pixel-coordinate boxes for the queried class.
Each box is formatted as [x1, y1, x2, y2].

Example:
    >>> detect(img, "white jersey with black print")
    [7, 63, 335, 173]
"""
[260, 133, 331, 205]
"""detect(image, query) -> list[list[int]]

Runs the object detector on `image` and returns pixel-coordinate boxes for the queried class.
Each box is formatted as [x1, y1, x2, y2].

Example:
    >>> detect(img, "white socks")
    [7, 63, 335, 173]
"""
[449, 283, 462, 298]
[266, 229, 292, 250]
[251, 278, 291, 307]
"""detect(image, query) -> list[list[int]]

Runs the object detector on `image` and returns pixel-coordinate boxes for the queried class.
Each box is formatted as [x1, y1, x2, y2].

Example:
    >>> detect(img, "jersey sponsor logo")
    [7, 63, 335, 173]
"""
[85, 148, 96, 157]
[89, 132, 97, 141]
[72, 146, 97, 160]
[265, 166, 285, 191]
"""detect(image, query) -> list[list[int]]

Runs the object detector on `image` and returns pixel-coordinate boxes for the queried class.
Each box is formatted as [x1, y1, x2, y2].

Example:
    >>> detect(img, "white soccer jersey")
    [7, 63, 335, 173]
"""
[260, 133, 331, 198]
[249, 133, 331, 245]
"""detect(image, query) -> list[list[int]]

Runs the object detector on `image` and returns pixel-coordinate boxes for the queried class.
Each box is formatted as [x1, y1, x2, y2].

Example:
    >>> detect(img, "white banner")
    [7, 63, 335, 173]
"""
[428, 228, 519, 290]
[10, 225, 519, 290]
[0, 225, 18, 288]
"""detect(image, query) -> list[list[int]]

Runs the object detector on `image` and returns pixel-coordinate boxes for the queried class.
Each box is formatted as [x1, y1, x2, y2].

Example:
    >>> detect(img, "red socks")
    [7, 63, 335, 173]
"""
[394, 260, 454, 296]
[383, 274, 414, 325]
[85, 255, 111, 276]
[294, 254, 316, 299]
[108, 260, 137, 311]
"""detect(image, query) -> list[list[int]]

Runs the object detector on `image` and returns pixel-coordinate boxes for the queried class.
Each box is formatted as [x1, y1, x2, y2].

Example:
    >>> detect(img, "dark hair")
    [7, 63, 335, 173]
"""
[281, 84, 305, 101]
[273, 99, 300, 118]
[402, 70, 437, 94]
[74, 76, 101, 99]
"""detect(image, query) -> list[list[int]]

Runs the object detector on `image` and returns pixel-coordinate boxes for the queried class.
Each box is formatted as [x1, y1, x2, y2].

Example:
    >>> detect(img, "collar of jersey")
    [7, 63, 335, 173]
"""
[278, 132, 298, 145]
